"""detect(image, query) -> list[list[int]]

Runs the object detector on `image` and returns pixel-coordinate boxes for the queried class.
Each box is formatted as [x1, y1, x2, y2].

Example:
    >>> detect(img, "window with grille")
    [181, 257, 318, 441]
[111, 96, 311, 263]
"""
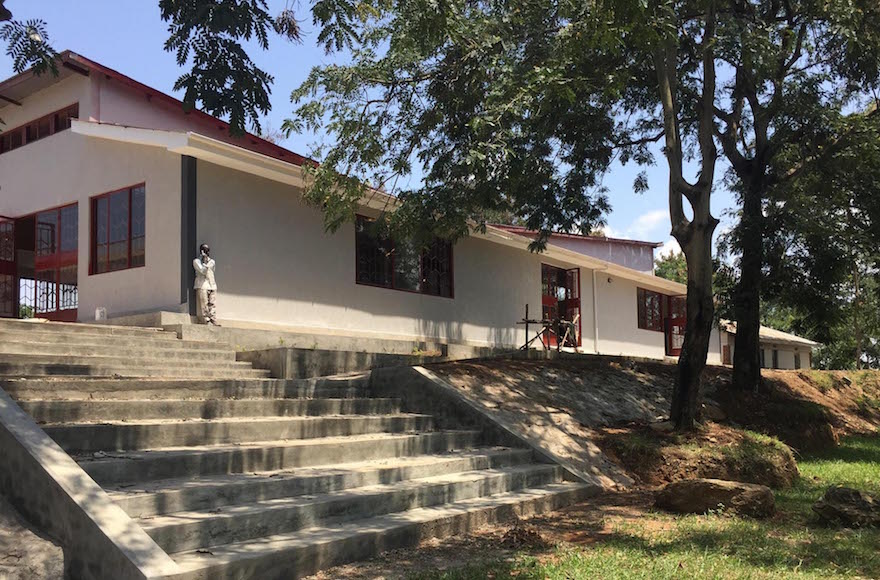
[91, 184, 146, 274]
[637, 287, 664, 332]
[355, 216, 453, 298]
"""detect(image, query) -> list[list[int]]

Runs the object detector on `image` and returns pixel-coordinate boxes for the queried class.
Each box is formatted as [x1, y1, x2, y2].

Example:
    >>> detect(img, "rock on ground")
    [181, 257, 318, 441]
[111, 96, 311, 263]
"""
[0, 495, 64, 580]
[655, 478, 775, 518]
[813, 486, 880, 528]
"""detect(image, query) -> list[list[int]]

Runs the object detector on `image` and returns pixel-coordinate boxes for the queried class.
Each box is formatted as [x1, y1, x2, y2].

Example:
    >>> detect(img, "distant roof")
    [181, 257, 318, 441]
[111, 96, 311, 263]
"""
[491, 224, 663, 248]
[0, 50, 312, 167]
[720, 320, 820, 348]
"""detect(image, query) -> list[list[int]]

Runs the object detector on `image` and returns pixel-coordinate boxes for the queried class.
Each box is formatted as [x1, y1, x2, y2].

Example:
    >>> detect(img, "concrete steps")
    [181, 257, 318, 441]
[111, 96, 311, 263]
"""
[0, 341, 237, 360]
[0, 318, 586, 579]
[2, 376, 369, 401]
[0, 363, 271, 379]
[20, 397, 400, 423]
[0, 330, 219, 349]
[46, 414, 437, 453]
[169, 482, 592, 580]
[141, 464, 562, 554]
[79, 431, 485, 485]
[0, 318, 177, 338]
[108, 448, 535, 518]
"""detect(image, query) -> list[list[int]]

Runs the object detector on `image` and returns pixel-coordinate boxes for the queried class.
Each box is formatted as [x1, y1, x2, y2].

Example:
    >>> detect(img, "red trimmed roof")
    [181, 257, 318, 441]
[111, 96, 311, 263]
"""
[492, 224, 663, 248]
[2, 50, 313, 167]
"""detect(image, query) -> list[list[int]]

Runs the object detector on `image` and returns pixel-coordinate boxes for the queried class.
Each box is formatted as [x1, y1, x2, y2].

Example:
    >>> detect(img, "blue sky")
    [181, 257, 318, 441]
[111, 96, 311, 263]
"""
[3, 0, 737, 256]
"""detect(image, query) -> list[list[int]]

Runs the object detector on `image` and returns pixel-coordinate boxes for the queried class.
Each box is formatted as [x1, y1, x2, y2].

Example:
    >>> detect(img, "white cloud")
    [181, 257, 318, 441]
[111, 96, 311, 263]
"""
[657, 237, 681, 258]
[628, 209, 668, 239]
[601, 209, 670, 242]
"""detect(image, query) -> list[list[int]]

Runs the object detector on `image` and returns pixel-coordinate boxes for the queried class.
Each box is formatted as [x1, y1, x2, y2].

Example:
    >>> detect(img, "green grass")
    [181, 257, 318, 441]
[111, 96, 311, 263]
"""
[410, 434, 880, 580]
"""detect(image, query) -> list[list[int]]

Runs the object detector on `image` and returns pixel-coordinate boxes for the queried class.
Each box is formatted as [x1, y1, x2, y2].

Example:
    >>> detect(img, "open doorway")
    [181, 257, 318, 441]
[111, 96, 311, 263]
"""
[541, 264, 581, 347]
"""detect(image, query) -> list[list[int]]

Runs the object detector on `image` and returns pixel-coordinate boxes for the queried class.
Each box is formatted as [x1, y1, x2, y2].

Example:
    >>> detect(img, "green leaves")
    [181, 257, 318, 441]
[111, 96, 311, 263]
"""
[288, 0, 628, 246]
[0, 19, 58, 76]
[159, 0, 277, 135]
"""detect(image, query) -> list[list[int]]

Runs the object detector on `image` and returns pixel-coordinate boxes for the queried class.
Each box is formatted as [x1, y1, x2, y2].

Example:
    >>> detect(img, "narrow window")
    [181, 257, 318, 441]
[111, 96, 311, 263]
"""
[355, 215, 453, 298]
[772, 349, 779, 369]
[0, 103, 78, 156]
[637, 287, 664, 331]
[794, 352, 801, 370]
[760, 349, 766, 368]
[90, 184, 145, 274]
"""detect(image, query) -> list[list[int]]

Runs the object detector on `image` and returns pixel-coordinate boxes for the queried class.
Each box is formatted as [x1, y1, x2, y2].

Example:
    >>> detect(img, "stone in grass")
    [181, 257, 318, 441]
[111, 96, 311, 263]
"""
[655, 478, 775, 518]
[812, 486, 880, 528]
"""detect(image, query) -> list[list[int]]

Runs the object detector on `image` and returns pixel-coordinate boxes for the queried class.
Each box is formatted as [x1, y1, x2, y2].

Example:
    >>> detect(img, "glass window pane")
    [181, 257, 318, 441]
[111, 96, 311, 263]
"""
[109, 241, 128, 271]
[38, 117, 51, 139]
[36, 210, 58, 257]
[393, 240, 421, 292]
[109, 190, 130, 244]
[355, 218, 392, 287]
[0, 221, 13, 262]
[95, 244, 109, 273]
[421, 240, 452, 297]
[131, 237, 145, 268]
[95, 197, 108, 244]
[35, 269, 57, 314]
[60, 205, 78, 253]
[58, 265, 78, 310]
[131, 185, 145, 238]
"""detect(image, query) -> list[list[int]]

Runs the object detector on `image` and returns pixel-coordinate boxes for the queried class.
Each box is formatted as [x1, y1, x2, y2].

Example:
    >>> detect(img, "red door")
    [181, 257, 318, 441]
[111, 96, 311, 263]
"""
[0, 218, 15, 318]
[33, 204, 78, 322]
[541, 264, 582, 347]
[665, 296, 686, 356]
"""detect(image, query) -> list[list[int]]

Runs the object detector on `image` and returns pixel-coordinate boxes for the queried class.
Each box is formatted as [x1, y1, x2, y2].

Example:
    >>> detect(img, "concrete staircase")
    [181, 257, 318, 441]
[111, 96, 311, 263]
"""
[0, 318, 591, 579]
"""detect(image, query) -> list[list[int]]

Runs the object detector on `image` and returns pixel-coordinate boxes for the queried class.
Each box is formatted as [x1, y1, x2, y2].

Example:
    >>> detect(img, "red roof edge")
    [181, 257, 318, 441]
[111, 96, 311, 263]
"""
[64, 51, 315, 168]
[492, 224, 664, 248]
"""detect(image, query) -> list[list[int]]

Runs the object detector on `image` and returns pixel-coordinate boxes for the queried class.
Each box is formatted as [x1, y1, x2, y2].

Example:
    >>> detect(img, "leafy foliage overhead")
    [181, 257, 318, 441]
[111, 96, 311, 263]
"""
[0, 17, 57, 77]
[159, 0, 281, 135]
[286, 0, 662, 246]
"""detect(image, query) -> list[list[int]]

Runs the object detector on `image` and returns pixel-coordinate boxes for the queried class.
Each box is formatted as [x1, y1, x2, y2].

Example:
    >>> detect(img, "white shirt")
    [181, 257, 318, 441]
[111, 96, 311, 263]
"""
[193, 257, 217, 291]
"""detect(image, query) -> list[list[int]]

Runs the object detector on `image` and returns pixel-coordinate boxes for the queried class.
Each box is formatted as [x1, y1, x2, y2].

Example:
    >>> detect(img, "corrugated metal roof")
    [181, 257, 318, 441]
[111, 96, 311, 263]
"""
[720, 319, 819, 348]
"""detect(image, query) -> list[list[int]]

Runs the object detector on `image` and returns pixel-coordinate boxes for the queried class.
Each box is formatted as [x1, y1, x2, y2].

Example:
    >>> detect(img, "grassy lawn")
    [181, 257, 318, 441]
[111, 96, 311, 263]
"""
[410, 434, 880, 580]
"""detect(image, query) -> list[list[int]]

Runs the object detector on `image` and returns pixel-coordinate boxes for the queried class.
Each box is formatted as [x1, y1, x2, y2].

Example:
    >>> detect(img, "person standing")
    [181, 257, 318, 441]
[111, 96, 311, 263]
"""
[193, 243, 219, 325]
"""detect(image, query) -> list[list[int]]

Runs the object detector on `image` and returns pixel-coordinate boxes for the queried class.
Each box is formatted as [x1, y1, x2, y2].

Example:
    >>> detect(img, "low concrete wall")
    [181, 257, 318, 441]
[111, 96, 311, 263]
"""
[0, 388, 180, 580]
[237, 347, 448, 379]
[369, 365, 606, 490]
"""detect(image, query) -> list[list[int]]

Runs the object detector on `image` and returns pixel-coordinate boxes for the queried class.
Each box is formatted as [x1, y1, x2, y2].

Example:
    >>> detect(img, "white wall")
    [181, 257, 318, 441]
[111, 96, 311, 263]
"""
[0, 132, 182, 319]
[0, 75, 90, 131]
[197, 160, 688, 354]
[727, 334, 811, 370]
[550, 237, 656, 274]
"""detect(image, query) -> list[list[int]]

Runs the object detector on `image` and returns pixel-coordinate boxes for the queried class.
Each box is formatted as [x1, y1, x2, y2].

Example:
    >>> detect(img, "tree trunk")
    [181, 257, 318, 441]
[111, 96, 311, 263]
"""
[733, 180, 763, 390]
[670, 221, 717, 430]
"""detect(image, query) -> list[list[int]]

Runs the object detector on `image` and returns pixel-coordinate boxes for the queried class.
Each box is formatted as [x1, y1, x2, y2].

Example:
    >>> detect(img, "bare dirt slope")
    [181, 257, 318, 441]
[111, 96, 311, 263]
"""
[430, 357, 880, 454]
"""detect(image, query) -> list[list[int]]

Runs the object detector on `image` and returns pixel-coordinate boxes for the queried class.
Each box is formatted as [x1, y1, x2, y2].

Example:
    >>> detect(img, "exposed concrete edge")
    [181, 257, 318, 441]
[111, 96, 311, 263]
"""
[369, 365, 606, 490]
[0, 387, 181, 580]
[510, 348, 726, 368]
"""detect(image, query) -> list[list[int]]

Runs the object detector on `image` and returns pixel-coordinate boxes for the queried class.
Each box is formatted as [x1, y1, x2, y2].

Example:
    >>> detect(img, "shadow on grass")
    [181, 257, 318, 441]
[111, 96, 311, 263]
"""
[408, 558, 544, 580]
[800, 434, 880, 466]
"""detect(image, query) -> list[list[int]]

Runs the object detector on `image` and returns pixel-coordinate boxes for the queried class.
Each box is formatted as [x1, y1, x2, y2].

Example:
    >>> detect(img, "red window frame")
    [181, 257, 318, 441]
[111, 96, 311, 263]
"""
[637, 287, 665, 332]
[354, 215, 454, 299]
[89, 184, 146, 275]
[0, 103, 79, 155]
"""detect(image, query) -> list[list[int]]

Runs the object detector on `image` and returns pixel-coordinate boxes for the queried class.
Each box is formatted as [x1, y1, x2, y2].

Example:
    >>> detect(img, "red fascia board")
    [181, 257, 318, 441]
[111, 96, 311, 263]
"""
[64, 52, 316, 168]
[492, 224, 663, 248]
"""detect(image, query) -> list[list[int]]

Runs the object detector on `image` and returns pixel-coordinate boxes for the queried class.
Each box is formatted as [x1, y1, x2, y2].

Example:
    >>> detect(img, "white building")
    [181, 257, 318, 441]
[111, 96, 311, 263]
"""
[719, 321, 818, 370]
[0, 51, 813, 367]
